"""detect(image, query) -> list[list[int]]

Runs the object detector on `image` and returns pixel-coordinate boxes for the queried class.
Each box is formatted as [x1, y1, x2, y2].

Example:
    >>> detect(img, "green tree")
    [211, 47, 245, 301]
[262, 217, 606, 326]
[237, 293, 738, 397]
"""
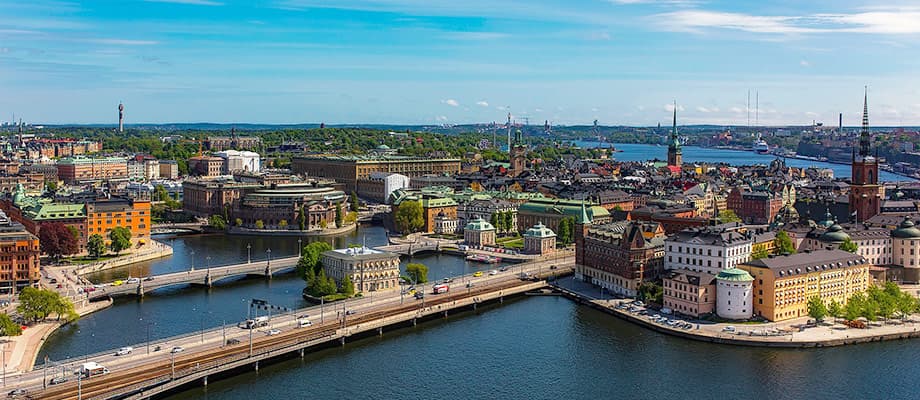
[335, 203, 344, 227]
[844, 293, 865, 321]
[255, 220, 264, 229]
[406, 263, 429, 284]
[751, 247, 770, 260]
[279, 219, 288, 229]
[208, 214, 227, 230]
[774, 230, 796, 255]
[839, 237, 859, 253]
[350, 192, 360, 212]
[0, 314, 22, 336]
[298, 241, 333, 278]
[299, 204, 306, 231]
[87, 234, 106, 259]
[807, 296, 827, 322]
[235, 218, 243, 227]
[17, 287, 78, 323]
[637, 282, 663, 304]
[341, 274, 355, 296]
[45, 180, 58, 193]
[490, 213, 501, 234]
[394, 200, 424, 234]
[557, 217, 575, 246]
[828, 299, 843, 323]
[503, 211, 514, 234]
[718, 209, 742, 223]
[108, 226, 132, 255]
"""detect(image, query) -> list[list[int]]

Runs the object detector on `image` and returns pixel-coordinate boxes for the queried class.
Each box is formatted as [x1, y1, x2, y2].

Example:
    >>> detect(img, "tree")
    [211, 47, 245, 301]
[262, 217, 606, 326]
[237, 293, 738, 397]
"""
[350, 192, 360, 212]
[255, 220, 264, 229]
[345, 211, 358, 225]
[87, 234, 106, 259]
[844, 293, 865, 321]
[279, 219, 288, 229]
[718, 209, 742, 223]
[751, 247, 770, 260]
[828, 299, 843, 323]
[503, 212, 514, 234]
[490, 213, 501, 234]
[839, 237, 858, 253]
[298, 241, 333, 278]
[394, 200, 424, 234]
[557, 217, 575, 246]
[108, 226, 132, 255]
[235, 218, 243, 227]
[406, 263, 429, 284]
[335, 203, 344, 227]
[17, 287, 77, 323]
[38, 222, 79, 260]
[637, 282, 663, 304]
[341, 275, 355, 296]
[299, 204, 306, 231]
[774, 230, 796, 255]
[0, 314, 21, 336]
[45, 180, 58, 193]
[208, 214, 227, 230]
[807, 296, 827, 322]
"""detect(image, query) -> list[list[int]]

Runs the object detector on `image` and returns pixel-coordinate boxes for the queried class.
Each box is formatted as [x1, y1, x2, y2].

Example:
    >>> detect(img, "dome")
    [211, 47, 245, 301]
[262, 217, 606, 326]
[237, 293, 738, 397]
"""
[819, 224, 851, 243]
[464, 216, 494, 231]
[377, 144, 391, 150]
[818, 210, 835, 228]
[892, 215, 920, 239]
[523, 222, 556, 238]
[716, 268, 754, 282]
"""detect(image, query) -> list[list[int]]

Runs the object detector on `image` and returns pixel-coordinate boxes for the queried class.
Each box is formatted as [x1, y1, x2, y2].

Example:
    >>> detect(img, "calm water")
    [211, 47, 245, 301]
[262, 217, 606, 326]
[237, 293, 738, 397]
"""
[39, 226, 513, 362]
[576, 142, 910, 182]
[164, 296, 920, 400]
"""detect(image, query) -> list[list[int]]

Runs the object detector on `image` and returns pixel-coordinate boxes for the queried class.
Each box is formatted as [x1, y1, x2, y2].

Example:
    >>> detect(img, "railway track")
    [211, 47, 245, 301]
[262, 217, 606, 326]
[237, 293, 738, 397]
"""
[33, 278, 536, 400]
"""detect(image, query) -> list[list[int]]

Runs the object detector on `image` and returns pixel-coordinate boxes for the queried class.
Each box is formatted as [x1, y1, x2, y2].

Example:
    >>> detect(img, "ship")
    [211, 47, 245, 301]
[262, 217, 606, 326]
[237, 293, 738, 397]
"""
[753, 139, 770, 154]
[465, 254, 501, 264]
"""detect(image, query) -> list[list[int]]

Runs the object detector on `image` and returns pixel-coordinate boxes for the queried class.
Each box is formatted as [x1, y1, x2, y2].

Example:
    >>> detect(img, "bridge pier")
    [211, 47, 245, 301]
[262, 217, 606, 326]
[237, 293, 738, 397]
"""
[264, 266, 272, 278]
[137, 282, 144, 297]
[300, 349, 305, 358]
[205, 273, 213, 288]
[202, 375, 208, 386]
[378, 326, 383, 336]
[254, 361, 259, 371]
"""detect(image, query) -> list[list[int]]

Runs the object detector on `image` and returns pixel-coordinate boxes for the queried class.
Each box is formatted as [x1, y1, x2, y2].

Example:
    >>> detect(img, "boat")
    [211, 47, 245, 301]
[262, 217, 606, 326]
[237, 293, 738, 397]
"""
[753, 139, 769, 154]
[465, 254, 501, 264]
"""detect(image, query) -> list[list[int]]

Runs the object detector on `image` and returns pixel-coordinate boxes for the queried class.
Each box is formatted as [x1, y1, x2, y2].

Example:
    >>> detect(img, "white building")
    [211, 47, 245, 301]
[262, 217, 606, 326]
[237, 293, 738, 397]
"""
[715, 268, 754, 320]
[801, 222, 891, 266]
[216, 150, 261, 174]
[664, 223, 753, 276]
[320, 247, 400, 293]
[370, 172, 409, 204]
[892, 216, 920, 271]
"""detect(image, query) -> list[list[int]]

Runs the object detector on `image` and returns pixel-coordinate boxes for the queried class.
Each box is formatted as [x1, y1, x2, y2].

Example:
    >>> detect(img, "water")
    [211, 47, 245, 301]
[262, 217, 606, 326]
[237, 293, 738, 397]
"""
[575, 142, 910, 182]
[163, 296, 920, 400]
[38, 226, 514, 362]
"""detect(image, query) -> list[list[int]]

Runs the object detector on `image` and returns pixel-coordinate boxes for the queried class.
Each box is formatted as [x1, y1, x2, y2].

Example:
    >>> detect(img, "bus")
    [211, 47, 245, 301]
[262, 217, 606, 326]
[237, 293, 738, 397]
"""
[432, 284, 449, 294]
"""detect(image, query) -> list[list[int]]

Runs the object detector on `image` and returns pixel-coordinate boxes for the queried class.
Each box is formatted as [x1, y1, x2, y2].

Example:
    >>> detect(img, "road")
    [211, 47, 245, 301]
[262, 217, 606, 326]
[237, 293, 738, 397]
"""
[13, 255, 573, 397]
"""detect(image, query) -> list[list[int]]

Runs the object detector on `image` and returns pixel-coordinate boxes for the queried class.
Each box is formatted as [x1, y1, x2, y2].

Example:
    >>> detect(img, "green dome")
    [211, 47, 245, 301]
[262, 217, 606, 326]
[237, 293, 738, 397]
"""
[716, 268, 754, 282]
[465, 216, 494, 232]
[892, 216, 920, 239]
[523, 222, 556, 238]
[819, 224, 850, 243]
[377, 144, 391, 149]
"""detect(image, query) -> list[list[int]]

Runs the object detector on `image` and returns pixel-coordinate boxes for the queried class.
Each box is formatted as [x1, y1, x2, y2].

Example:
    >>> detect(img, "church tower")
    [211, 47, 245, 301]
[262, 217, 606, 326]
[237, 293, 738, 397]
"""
[667, 101, 682, 167]
[849, 88, 882, 222]
[510, 129, 527, 177]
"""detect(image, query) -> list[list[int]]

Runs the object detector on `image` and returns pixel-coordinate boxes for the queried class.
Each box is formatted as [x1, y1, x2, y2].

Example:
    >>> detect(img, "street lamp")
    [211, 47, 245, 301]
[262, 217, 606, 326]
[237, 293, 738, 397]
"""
[206, 256, 212, 276]
[247, 243, 252, 264]
[298, 238, 302, 257]
[190, 250, 195, 271]
[140, 318, 154, 354]
[267, 248, 272, 268]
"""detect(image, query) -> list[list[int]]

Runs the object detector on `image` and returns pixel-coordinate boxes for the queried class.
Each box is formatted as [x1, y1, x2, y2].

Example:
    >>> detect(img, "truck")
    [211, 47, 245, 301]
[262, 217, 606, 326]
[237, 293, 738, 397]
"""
[80, 362, 109, 377]
[239, 316, 269, 329]
[432, 284, 449, 294]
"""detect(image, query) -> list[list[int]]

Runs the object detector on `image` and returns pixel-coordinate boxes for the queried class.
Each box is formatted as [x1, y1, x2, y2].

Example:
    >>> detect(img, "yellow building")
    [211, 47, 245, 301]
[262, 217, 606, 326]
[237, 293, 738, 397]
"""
[739, 250, 869, 322]
[752, 231, 777, 256]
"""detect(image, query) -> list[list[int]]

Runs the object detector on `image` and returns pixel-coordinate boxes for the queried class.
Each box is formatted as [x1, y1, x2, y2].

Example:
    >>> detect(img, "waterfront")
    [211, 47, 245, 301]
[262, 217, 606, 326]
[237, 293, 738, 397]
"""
[576, 142, 910, 182]
[163, 296, 920, 400]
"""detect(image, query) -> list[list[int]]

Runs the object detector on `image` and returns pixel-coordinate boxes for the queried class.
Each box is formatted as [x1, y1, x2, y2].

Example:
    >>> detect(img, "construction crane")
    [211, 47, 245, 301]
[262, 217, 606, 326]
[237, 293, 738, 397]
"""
[180, 138, 204, 156]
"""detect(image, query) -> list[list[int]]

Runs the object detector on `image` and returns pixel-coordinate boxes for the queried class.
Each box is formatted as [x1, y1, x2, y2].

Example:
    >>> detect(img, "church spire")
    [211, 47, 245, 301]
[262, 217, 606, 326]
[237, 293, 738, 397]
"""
[859, 86, 870, 157]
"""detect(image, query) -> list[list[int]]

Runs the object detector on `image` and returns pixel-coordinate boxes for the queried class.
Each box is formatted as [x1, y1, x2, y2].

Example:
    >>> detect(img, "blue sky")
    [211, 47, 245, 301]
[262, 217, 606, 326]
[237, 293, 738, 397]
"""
[2, 0, 920, 126]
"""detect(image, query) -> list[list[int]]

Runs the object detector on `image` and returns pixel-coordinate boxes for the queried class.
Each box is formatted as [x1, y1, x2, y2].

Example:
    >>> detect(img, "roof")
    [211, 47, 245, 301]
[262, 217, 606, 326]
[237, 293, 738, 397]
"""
[323, 247, 398, 261]
[742, 250, 867, 278]
[818, 224, 851, 243]
[465, 216, 495, 231]
[665, 269, 716, 286]
[716, 268, 754, 282]
[892, 215, 920, 239]
[523, 222, 556, 238]
[518, 198, 609, 222]
[666, 225, 752, 247]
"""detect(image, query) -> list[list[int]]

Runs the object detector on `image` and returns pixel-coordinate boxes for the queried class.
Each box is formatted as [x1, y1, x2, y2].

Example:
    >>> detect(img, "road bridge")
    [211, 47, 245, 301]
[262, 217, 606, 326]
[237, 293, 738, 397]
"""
[374, 242, 441, 256]
[87, 256, 301, 299]
[150, 222, 206, 235]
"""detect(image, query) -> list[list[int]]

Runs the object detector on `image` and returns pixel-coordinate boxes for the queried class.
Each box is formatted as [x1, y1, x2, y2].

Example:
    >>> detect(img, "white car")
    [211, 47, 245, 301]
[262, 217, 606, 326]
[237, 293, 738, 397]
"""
[489, 270, 498, 275]
[170, 346, 184, 354]
[115, 347, 133, 356]
[127, 278, 140, 284]
[267, 329, 281, 336]
[722, 326, 736, 332]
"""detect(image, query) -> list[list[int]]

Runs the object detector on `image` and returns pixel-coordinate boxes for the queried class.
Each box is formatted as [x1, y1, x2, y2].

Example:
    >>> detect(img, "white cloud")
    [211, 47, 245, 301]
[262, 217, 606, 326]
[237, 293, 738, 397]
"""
[800, 60, 811, 67]
[534, 108, 544, 112]
[435, 115, 448, 122]
[730, 107, 744, 113]
[144, 0, 224, 5]
[665, 103, 685, 112]
[591, 107, 599, 112]
[654, 9, 920, 35]
[805, 111, 819, 117]
[476, 100, 489, 107]
[696, 106, 719, 113]
[442, 99, 459, 107]
[610, 0, 698, 4]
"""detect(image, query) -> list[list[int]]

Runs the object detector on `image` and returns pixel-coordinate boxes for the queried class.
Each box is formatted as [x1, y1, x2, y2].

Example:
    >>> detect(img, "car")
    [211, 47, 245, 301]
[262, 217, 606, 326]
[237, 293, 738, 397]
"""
[112, 280, 124, 286]
[489, 270, 498, 275]
[143, 277, 155, 281]
[115, 346, 133, 356]
[345, 310, 357, 315]
[722, 326, 736, 332]
[49, 376, 69, 385]
[466, 282, 475, 288]
[56, 284, 63, 289]
[549, 265, 558, 270]
[297, 318, 312, 328]
[226, 338, 241, 345]
[298, 314, 310, 319]
[93, 284, 105, 289]
[499, 266, 509, 272]
[170, 346, 184, 354]
[49, 278, 57, 284]
[266, 329, 281, 336]
[473, 271, 483, 277]
[442, 278, 453, 283]
[127, 278, 140, 284]
[633, 300, 644, 307]
[7, 389, 26, 397]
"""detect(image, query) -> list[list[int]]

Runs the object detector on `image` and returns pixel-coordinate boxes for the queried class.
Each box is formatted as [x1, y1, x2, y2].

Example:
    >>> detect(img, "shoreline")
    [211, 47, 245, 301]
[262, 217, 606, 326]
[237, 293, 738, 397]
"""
[73, 241, 174, 275]
[227, 223, 357, 237]
[554, 278, 920, 348]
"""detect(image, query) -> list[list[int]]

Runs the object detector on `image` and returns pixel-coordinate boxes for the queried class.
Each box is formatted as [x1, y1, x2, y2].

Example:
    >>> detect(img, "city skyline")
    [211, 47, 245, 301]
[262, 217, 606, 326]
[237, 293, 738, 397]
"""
[2, 1, 920, 126]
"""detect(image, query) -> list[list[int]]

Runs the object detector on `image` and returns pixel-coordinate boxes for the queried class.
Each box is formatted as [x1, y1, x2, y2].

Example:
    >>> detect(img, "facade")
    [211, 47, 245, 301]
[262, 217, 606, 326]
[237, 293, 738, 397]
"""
[433, 211, 460, 235]
[517, 198, 611, 234]
[0, 173, 43, 195]
[662, 269, 715, 317]
[188, 156, 225, 177]
[56, 156, 128, 185]
[292, 155, 461, 192]
[739, 250, 870, 322]
[510, 129, 527, 177]
[0, 209, 40, 293]
[664, 223, 753, 275]
[321, 247, 400, 293]
[24, 139, 101, 160]
[182, 178, 254, 218]
[85, 198, 152, 245]
[715, 268, 755, 320]
[849, 92, 883, 222]
[578, 220, 666, 297]
[159, 160, 180, 180]
[464, 217, 496, 247]
[232, 183, 345, 229]
[892, 215, 920, 283]
[457, 198, 517, 231]
[800, 223, 891, 266]
[206, 135, 261, 151]
[215, 150, 261, 174]
[356, 172, 409, 204]
[523, 222, 556, 255]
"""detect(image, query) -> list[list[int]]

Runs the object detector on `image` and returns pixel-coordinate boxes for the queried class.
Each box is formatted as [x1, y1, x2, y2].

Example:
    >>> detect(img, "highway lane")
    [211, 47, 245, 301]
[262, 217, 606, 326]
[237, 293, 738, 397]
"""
[15, 256, 573, 395]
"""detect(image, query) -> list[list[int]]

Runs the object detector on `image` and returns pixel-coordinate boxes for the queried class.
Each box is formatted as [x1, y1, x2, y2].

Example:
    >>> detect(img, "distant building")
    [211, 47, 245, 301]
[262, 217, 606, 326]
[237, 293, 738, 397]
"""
[159, 160, 179, 180]
[522, 222, 556, 255]
[577, 220, 665, 297]
[215, 150, 261, 174]
[356, 172, 409, 204]
[663, 269, 715, 317]
[187, 156, 224, 178]
[321, 247, 400, 293]
[517, 198, 610, 234]
[0, 209, 39, 293]
[207, 135, 261, 151]
[292, 154, 461, 192]
[464, 216, 496, 248]
[56, 156, 128, 185]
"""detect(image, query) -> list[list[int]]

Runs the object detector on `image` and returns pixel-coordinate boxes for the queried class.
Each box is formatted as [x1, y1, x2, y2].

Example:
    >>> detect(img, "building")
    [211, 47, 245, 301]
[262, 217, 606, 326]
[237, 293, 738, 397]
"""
[891, 215, 920, 283]
[667, 103, 682, 168]
[127, 155, 160, 182]
[727, 188, 785, 225]
[56, 156, 128, 185]
[206, 135, 261, 151]
[523, 222, 556, 255]
[410, 175, 465, 191]
[457, 198, 517, 231]
[292, 154, 461, 192]
[85, 198, 152, 246]
[182, 178, 254, 218]
[321, 247, 400, 293]
[232, 183, 345, 229]
[800, 222, 891, 266]
[510, 129, 527, 177]
[517, 198, 611, 234]
[0, 173, 43, 195]
[715, 268, 755, 320]
[464, 217, 496, 247]
[215, 150, 261, 174]
[662, 270, 715, 317]
[188, 156, 225, 178]
[849, 91, 883, 222]
[159, 160, 179, 180]
[356, 172, 409, 204]
[739, 250, 870, 322]
[578, 220, 665, 297]
[0, 209, 40, 293]
[664, 223, 753, 276]
[629, 205, 708, 234]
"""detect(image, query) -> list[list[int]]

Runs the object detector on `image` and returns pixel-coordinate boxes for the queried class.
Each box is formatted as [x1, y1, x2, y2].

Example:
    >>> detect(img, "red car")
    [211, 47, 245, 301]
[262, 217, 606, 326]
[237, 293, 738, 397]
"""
[84, 287, 96, 292]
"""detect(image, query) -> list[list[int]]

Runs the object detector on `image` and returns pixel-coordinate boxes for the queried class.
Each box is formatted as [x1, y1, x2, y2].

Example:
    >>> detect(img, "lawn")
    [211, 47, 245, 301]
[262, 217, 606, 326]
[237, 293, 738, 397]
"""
[63, 254, 120, 265]
[499, 238, 524, 249]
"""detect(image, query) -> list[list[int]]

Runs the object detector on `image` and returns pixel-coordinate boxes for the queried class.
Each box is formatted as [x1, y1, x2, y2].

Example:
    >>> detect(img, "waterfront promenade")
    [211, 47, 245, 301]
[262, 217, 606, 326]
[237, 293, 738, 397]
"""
[14, 257, 569, 399]
[554, 276, 920, 348]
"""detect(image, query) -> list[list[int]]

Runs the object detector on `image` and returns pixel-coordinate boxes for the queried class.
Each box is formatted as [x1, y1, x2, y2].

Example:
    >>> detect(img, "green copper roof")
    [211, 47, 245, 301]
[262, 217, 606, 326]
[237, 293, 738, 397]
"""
[716, 268, 754, 282]
[519, 199, 607, 224]
[819, 224, 851, 243]
[465, 217, 495, 231]
[524, 222, 556, 238]
[892, 215, 920, 239]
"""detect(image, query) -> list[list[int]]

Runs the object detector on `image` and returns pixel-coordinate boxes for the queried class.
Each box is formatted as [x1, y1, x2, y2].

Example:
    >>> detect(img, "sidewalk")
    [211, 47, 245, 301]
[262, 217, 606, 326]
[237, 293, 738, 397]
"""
[72, 241, 174, 275]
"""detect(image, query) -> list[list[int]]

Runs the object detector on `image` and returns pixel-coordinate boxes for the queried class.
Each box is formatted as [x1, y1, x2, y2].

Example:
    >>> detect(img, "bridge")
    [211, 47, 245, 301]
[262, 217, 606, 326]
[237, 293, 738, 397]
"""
[374, 241, 442, 256]
[88, 256, 301, 299]
[25, 259, 571, 400]
[150, 222, 206, 235]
